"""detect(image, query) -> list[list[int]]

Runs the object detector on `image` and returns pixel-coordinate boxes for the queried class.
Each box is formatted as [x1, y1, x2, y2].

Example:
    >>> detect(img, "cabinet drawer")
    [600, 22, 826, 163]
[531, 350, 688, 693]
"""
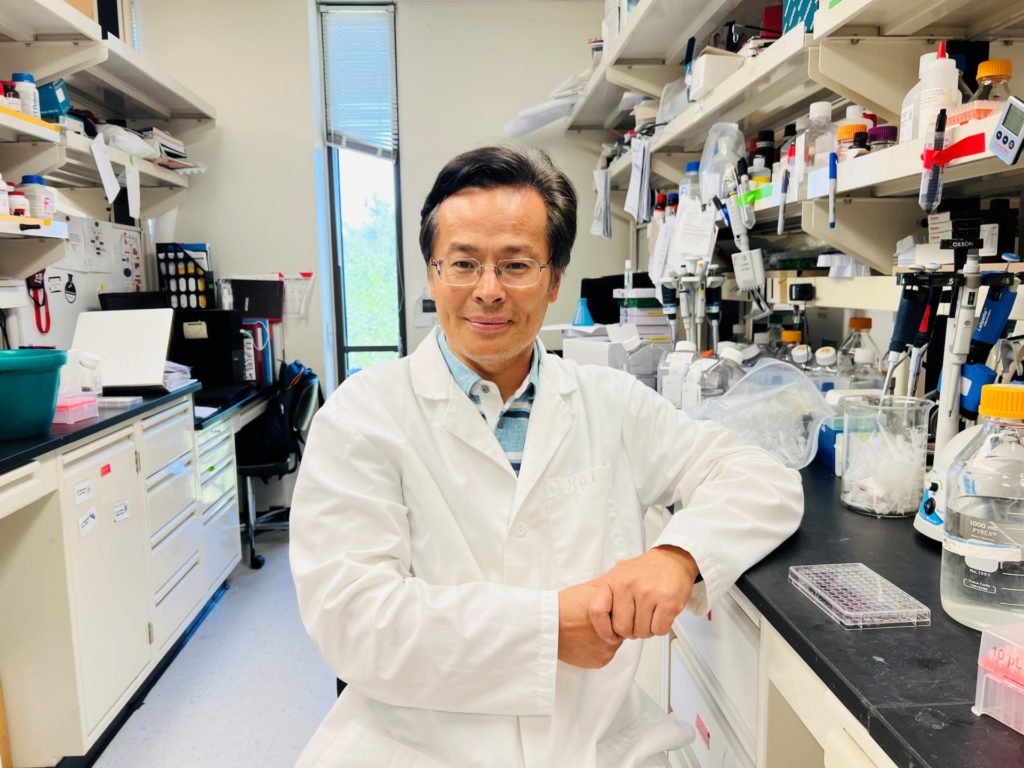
[146, 453, 197, 540]
[141, 401, 194, 478]
[202, 493, 241, 591]
[196, 432, 234, 485]
[195, 420, 232, 453]
[674, 589, 760, 745]
[151, 509, 201, 597]
[200, 458, 237, 513]
[670, 641, 753, 768]
[152, 555, 203, 651]
[0, 457, 57, 520]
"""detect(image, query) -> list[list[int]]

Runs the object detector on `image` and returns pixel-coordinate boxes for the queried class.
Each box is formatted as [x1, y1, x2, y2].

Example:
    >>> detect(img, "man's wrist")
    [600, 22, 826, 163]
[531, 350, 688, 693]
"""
[653, 544, 700, 581]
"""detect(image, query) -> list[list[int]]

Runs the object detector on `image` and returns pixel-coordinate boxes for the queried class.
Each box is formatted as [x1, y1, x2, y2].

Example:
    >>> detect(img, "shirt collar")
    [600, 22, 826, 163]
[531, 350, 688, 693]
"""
[437, 331, 540, 402]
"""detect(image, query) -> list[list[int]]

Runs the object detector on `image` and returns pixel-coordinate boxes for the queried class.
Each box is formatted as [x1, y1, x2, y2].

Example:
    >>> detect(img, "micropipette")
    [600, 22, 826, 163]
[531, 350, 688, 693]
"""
[828, 151, 838, 229]
[920, 109, 948, 214]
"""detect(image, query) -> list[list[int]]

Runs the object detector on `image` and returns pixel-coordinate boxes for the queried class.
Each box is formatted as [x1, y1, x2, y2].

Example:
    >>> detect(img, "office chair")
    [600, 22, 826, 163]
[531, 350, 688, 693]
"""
[236, 371, 321, 569]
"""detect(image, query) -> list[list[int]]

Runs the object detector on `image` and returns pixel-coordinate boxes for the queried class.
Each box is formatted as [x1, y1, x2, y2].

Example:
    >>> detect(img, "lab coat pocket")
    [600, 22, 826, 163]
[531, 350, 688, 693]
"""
[310, 720, 451, 768]
[545, 464, 623, 585]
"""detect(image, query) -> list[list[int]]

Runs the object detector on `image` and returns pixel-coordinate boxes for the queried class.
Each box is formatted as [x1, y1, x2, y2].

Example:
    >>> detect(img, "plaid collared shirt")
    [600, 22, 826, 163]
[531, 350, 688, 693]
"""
[437, 332, 540, 475]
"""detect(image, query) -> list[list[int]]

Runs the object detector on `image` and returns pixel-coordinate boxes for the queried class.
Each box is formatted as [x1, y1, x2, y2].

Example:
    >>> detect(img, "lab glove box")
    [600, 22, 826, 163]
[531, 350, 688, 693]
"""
[688, 48, 744, 102]
[974, 622, 1024, 736]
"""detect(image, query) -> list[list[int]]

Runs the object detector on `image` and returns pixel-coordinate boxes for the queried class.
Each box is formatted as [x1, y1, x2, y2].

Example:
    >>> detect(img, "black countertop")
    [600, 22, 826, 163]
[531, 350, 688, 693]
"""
[0, 383, 201, 475]
[738, 468, 1024, 768]
[193, 385, 273, 431]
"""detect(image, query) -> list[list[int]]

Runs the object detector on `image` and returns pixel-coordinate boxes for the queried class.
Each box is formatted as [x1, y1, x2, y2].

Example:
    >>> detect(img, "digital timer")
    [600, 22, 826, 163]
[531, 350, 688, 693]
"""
[990, 95, 1024, 166]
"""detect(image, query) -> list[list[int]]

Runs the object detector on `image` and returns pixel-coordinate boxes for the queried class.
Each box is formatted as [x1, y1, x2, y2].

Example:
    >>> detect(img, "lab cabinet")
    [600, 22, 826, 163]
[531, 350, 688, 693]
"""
[0, 394, 243, 767]
[59, 427, 151, 737]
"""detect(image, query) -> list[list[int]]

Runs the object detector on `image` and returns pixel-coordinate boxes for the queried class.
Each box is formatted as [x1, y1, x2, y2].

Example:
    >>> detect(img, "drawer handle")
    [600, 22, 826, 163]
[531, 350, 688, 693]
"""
[0, 462, 36, 493]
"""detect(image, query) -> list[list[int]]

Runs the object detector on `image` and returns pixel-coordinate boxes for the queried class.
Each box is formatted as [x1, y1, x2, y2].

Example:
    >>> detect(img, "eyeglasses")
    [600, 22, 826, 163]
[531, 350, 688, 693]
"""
[430, 257, 551, 288]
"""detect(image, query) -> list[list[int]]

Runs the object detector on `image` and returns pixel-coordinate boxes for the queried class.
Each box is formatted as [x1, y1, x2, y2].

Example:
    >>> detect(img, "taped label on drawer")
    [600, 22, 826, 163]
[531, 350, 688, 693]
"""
[113, 499, 130, 523]
[79, 507, 97, 537]
[74, 479, 93, 505]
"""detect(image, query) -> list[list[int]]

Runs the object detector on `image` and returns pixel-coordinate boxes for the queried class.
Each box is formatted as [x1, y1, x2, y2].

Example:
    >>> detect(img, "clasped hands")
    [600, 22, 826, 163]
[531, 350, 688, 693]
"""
[557, 546, 699, 669]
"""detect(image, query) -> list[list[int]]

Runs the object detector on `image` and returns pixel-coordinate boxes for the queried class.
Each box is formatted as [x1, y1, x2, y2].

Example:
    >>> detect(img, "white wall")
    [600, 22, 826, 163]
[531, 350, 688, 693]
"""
[396, 1, 631, 353]
[134, 0, 334, 388]
[136, 0, 631, 380]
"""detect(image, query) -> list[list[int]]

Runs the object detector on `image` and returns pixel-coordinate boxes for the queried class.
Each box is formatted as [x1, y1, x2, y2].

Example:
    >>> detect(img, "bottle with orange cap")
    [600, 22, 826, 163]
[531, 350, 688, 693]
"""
[941, 383, 1024, 630]
[837, 316, 880, 374]
[950, 59, 1014, 127]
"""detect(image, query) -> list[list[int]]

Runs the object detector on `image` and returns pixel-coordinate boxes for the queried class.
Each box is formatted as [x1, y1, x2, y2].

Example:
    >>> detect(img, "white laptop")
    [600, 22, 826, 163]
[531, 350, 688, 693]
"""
[71, 309, 175, 394]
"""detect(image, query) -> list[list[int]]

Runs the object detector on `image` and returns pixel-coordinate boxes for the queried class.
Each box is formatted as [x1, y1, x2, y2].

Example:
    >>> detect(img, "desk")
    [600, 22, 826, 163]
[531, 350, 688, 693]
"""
[664, 469, 1024, 768]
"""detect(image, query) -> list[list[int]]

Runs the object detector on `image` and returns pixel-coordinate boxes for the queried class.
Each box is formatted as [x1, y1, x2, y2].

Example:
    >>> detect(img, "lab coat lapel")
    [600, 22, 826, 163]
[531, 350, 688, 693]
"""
[511, 350, 576, 515]
[410, 329, 515, 476]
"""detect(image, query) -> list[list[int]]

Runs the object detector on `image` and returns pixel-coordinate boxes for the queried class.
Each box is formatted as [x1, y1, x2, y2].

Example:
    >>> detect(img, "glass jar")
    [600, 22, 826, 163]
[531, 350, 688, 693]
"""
[841, 395, 935, 517]
[941, 384, 1024, 630]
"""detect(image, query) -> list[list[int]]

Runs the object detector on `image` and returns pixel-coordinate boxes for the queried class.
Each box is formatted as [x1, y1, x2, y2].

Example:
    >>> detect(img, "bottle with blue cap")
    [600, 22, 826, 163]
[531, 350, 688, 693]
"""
[11, 73, 40, 119]
[682, 161, 700, 200]
[18, 175, 55, 219]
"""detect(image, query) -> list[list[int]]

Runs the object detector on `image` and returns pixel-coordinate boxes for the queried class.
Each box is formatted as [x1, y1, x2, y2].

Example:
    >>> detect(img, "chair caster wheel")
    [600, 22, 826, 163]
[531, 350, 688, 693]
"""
[249, 554, 265, 570]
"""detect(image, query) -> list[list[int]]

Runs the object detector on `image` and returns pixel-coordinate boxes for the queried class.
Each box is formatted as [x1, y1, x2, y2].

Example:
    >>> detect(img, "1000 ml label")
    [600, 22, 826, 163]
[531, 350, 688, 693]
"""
[942, 536, 1022, 563]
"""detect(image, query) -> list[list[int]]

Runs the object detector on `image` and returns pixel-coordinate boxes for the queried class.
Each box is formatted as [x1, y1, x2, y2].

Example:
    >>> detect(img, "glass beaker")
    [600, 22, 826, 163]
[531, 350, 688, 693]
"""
[841, 395, 934, 517]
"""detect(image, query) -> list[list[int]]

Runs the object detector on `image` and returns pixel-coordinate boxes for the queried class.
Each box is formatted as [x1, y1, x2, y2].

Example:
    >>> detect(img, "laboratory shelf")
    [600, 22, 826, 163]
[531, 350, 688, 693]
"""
[0, 36, 216, 122]
[608, 148, 693, 190]
[0, 279, 28, 309]
[813, 0, 1024, 40]
[608, 0, 746, 67]
[0, 0, 100, 43]
[566, 58, 626, 132]
[651, 26, 826, 155]
[0, 105, 61, 143]
[837, 114, 1022, 198]
[0, 214, 67, 240]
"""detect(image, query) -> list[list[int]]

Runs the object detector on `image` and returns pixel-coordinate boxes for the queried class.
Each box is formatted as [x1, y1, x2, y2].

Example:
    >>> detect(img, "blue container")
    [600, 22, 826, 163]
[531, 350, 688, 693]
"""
[38, 79, 72, 120]
[572, 298, 594, 326]
[0, 349, 67, 439]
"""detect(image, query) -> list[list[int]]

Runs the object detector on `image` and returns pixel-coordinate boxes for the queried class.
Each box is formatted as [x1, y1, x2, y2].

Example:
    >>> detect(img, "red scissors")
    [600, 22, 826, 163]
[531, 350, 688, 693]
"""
[26, 270, 50, 334]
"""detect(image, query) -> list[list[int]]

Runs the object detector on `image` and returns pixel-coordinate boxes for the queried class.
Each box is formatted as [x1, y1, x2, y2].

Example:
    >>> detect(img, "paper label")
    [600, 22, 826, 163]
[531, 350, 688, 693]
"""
[90, 135, 121, 203]
[74, 479, 93, 505]
[806, 167, 830, 199]
[113, 500, 129, 523]
[669, 198, 718, 265]
[183, 320, 209, 340]
[980, 223, 999, 257]
[79, 507, 97, 538]
[126, 155, 141, 219]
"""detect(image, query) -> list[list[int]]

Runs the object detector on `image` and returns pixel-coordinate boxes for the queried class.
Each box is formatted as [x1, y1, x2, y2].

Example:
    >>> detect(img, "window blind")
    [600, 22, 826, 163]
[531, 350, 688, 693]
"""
[320, 5, 398, 161]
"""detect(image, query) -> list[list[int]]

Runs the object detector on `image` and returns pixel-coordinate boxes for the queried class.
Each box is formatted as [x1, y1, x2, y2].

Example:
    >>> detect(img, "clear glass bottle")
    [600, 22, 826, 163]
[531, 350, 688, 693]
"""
[752, 331, 773, 360]
[699, 346, 746, 399]
[785, 343, 813, 371]
[849, 348, 884, 389]
[766, 313, 787, 357]
[950, 59, 1014, 127]
[806, 346, 842, 392]
[796, 101, 836, 197]
[623, 335, 661, 390]
[682, 161, 700, 200]
[941, 384, 1024, 630]
[837, 316, 879, 373]
[778, 329, 803, 364]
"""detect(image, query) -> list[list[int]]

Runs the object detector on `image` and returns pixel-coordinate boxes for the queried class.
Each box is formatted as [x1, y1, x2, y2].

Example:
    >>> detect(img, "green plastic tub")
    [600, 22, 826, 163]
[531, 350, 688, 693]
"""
[0, 349, 67, 440]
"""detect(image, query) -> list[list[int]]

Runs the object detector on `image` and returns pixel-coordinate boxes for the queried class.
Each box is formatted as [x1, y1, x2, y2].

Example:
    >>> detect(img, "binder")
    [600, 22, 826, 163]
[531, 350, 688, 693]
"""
[242, 318, 272, 385]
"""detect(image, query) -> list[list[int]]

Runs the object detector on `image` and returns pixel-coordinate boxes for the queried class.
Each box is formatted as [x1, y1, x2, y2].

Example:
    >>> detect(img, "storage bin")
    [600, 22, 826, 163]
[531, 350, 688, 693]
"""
[974, 621, 1024, 736]
[0, 349, 66, 439]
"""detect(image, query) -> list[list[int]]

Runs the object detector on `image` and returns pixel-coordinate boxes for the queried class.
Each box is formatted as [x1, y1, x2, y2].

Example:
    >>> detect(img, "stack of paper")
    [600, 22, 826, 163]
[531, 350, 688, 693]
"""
[164, 361, 195, 392]
[624, 138, 652, 223]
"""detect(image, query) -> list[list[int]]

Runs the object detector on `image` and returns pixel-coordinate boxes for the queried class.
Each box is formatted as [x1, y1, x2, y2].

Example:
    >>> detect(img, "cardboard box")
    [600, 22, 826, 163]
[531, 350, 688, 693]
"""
[689, 48, 745, 101]
[64, 0, 97, 20]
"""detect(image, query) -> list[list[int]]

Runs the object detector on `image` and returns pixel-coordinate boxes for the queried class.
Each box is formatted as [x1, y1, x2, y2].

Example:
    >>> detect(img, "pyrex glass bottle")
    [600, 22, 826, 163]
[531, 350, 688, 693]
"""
[941, 384, 1024, 630]
[837, 317, 879, 373]
[777, 329, 803, 365]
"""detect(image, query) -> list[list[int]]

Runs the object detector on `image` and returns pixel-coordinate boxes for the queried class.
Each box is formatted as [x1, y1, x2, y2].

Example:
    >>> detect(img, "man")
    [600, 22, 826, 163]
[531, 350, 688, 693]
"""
[290, 146, 803, 768]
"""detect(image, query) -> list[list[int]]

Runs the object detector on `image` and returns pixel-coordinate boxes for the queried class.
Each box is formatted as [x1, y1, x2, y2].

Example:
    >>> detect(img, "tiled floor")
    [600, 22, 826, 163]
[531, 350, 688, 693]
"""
[94, 533, 335, 768]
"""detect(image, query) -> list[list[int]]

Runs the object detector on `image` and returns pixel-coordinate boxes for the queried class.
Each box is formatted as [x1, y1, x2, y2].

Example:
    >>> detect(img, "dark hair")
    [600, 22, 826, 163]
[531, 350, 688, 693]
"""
[418, 146, 577, 275]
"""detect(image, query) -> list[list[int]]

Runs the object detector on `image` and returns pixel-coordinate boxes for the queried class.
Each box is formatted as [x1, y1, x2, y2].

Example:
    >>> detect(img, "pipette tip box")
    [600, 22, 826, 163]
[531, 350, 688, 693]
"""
[789, 563, 931, 630]
[974, 622, 1024, 735]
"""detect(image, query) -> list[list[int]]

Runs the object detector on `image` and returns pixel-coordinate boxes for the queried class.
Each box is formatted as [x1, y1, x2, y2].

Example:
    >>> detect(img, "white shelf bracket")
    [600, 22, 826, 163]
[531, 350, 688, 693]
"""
[811, 39, 933, 125]
[0, 238, 67, 280]
[0, 40, 104, 85]
[800, 198, 922, 276]
[0, 141, 65, 180]
[607, 64, 679, 99]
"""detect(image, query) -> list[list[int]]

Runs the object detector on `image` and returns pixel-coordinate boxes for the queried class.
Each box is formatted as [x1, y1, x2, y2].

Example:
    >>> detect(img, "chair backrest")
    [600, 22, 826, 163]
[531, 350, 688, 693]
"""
[291, 374, 321, 436]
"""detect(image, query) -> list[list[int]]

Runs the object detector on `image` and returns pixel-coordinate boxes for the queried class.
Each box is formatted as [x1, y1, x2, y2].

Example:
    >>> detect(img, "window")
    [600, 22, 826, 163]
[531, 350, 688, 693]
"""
[320, 4, 405, 379]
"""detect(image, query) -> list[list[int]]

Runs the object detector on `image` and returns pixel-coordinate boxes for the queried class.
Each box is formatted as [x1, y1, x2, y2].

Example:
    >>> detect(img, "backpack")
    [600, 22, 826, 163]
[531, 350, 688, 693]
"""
[236, 360, 323, 470]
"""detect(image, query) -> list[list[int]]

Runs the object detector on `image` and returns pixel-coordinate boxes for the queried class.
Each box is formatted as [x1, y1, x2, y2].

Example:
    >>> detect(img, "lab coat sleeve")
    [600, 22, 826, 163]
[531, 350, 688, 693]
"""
[289, 392, 558, 717]
[618, 374, 804, 614]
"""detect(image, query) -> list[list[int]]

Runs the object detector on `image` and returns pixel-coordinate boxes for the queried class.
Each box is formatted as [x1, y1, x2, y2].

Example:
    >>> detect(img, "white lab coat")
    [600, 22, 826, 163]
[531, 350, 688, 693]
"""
[290, 329, 803, 768]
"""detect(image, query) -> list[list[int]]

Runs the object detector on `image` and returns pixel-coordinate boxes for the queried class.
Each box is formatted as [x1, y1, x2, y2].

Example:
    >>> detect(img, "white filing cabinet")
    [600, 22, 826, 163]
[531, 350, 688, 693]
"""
[195, 419, 241, 592]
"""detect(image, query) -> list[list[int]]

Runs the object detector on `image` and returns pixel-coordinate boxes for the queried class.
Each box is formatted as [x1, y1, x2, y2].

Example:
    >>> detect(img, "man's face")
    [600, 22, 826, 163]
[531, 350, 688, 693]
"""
[428, 185, 561, 376]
